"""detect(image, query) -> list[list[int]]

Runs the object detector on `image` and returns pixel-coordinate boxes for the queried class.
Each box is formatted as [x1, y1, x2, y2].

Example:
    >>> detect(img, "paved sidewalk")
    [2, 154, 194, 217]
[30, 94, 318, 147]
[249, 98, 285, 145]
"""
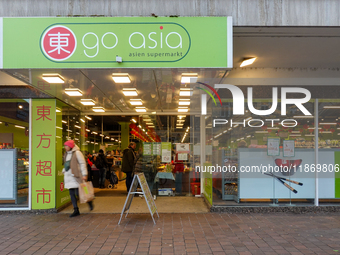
[0, 212, 339, 255]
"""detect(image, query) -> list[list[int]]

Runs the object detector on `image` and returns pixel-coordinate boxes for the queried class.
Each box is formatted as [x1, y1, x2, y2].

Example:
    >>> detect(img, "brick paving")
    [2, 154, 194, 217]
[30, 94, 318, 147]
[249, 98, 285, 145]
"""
[0, 212, 339, 254]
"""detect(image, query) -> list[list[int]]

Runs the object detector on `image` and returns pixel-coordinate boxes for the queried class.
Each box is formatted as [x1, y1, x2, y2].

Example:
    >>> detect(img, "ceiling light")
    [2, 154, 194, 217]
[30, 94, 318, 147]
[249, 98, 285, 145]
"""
[56, 108, 61, 113]
[105, 136, 110, 139]
[149, 125, 155, 128]
[123, 88, 138, 96]
[176, 126, 183, 129]
[42, 73, 65, 84]
[178, 115, 186, 119]
[80, 118, 85, 123]
[293, 116, 314, 118]
[240, 57, 256, 67]
[99, 134, 104, 137]
[15, 125, 25, 129]
[131, 119, 137, 123]
[319, 123, 337, 125]
[65, 88, 83, 96]
[146, 122, 153, 125]
[92, 107, 105, 112]
[143, 118, 152, 122]
[178, 107, 189, 113]
[177, 120, 185, 123]
[62, 120, 67, 124]
[81, 99, 96, 106]
[323, 106, 340, 109]
[135, 107, 146, 112]
[92, 132, 98, 135]
[177, 123, 184, 126]
[56, 126, 62, 129]
[75, 125, 81, 129]
[181, 73, 198, 84]
[85, 115, 92, 120]
[112, 73, 131, 83]
[86, 129, 90, 132]
[179, 99, 190, 105]
[179, 88, 193, 96]
[129, 99, 143, 105]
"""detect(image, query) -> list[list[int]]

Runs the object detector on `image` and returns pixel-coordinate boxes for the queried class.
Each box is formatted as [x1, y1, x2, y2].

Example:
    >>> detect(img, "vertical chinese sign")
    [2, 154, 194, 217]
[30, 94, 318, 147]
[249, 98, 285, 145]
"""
[32, 99, 56, 209]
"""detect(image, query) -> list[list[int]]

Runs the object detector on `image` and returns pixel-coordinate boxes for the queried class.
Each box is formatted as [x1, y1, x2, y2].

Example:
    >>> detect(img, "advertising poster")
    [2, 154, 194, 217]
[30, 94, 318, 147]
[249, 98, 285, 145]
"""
[143, 143, 152, 156]
[283, 140, 295, 157]
[267, 138, 280, 156]
[161, 142, 172, 163]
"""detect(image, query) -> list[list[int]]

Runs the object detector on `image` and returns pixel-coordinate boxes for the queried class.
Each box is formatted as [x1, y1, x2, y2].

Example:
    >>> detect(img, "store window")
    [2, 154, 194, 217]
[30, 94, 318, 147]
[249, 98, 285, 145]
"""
[197, 85, 340, 207]
[0, 99, 30, 208]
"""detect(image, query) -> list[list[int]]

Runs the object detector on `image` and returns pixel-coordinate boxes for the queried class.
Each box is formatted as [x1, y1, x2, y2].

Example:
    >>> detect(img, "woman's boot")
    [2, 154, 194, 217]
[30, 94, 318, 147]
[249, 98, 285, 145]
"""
[69, 207, 80, 217]
[88, 201, 94, 211]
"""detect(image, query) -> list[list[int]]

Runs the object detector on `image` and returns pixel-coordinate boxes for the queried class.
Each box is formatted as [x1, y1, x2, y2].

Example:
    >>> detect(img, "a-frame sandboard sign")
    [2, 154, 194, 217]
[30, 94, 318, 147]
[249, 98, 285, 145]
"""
[118, 173, 159, 224]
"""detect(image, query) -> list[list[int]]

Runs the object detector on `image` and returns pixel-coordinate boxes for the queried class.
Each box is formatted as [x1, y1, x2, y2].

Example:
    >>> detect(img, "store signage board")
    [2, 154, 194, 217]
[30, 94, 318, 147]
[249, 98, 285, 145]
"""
[1, 17, 232, 68]
[283, 140, 295, 157]
[32, 99, 56, 209]
[143, 142, 152, 156]
[0, 150, 16, 200]
[161, 142, 172, 163]
[119, 173, 159, 225]
[153, 142, 161, 155]
[267, 138, 280, 156]
[178, 153, 188, 161]
[176, 143, 190, 153]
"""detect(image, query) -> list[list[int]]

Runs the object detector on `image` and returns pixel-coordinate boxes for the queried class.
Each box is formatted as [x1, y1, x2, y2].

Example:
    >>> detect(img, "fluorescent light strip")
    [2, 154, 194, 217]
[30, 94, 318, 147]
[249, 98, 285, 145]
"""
[65, 88, 83, 96]
[293, 116, 314, 118]
[92, 107, 105, 112]
[129, 99, 143, 105]
[80, 118, 85, 123]
[112, 73, 131, 83]
[179, 88, 193, 96]
[42, 73, 65, 84]
[81, 99, 96, 106]
[15, 125, 25, 129]
[85, 116, 92, 120]
[74, 125, 81, 129]
[319, 123, 337, 125]
[181, 73, 198, 84]
[324, 106, 340, 109]
[123, 88, 138, 96]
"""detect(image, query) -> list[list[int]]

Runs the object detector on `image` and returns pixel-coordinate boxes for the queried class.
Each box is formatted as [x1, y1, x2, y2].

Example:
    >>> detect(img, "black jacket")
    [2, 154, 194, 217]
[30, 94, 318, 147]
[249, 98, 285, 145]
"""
[121, 147, 136, 173]
[95, 153, 108, 169]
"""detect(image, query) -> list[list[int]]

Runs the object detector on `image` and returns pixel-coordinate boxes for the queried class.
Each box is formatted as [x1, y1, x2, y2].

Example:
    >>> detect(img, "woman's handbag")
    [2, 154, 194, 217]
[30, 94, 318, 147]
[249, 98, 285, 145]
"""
[79, 181, 95, 203]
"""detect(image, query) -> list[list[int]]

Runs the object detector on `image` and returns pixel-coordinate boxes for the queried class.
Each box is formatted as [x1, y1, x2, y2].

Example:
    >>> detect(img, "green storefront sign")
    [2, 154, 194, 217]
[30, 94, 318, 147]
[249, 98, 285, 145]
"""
[32, 99, 56, 209]
[1, 17, 232, 68]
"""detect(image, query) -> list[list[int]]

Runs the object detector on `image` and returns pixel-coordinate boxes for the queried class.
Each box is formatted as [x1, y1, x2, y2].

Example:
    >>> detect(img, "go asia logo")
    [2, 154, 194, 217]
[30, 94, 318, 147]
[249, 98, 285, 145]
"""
[41, 25, 77, 61]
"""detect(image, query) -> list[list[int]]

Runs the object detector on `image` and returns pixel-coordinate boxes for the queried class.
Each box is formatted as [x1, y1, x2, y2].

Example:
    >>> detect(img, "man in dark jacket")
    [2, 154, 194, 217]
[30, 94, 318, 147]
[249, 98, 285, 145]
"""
[122, 142, 137, 192]
[95, 149, 109, 188]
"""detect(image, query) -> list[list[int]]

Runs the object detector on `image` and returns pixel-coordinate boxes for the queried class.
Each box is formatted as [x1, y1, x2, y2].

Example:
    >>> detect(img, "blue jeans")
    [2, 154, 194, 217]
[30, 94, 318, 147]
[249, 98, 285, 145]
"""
[175, 172, 183, 194]
[98, 168, 106, 188]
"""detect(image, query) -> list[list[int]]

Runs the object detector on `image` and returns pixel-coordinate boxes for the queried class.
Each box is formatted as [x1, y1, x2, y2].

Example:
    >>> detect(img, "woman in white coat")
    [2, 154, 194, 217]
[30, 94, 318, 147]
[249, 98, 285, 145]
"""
[63, 140, 94, 217]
